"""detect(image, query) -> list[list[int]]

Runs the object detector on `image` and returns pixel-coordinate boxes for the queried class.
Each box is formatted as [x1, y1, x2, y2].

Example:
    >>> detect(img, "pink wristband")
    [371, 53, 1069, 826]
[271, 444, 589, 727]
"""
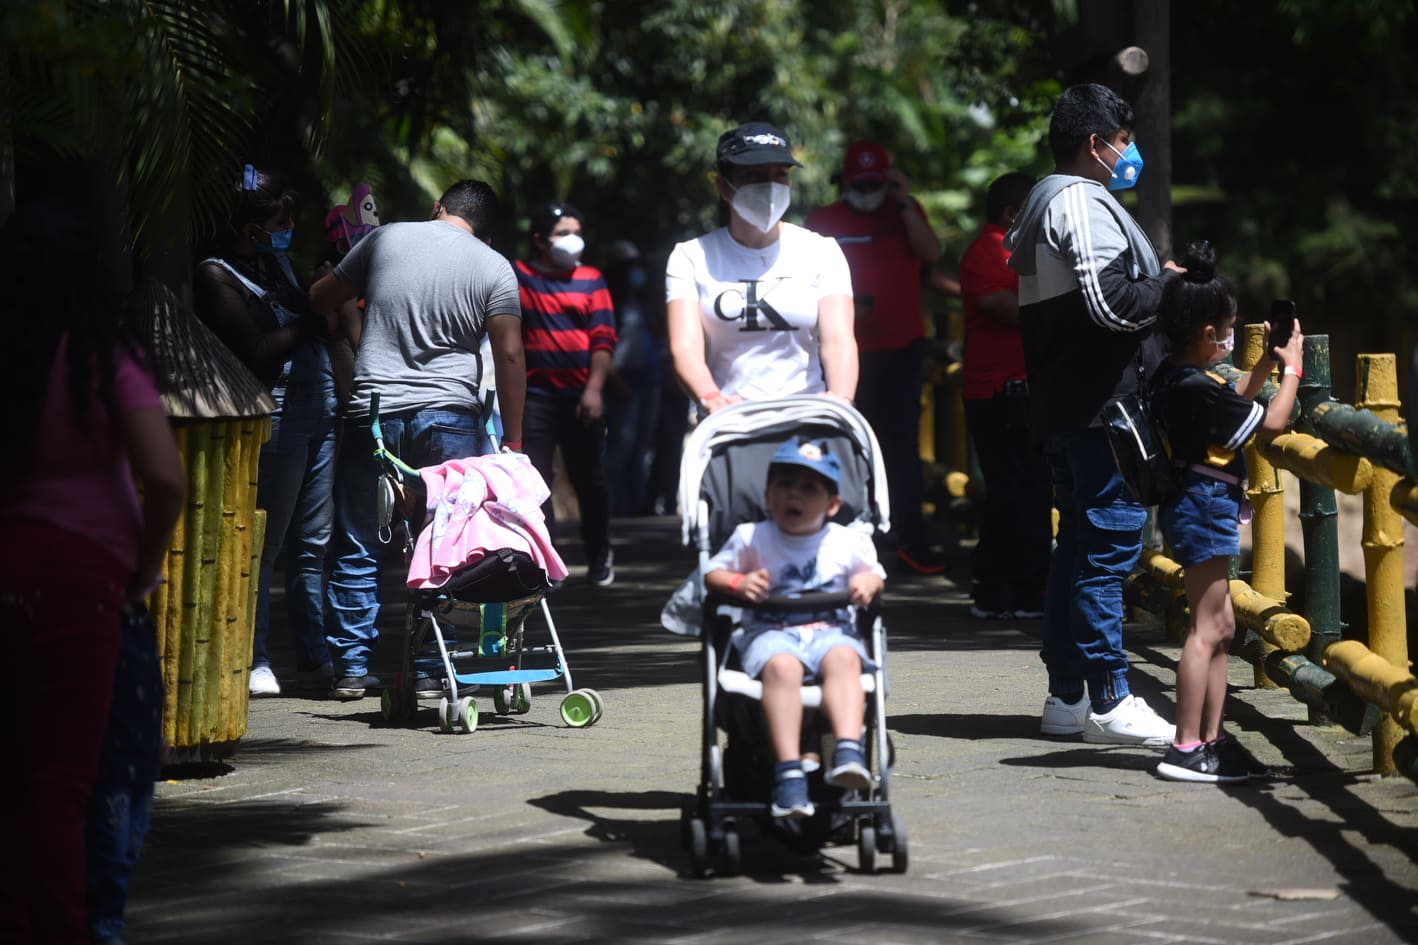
[728, 573, 744, 594]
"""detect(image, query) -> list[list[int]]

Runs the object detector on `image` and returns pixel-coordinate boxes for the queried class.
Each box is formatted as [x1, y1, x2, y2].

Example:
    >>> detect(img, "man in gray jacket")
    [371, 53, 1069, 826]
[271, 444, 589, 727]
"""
[1005, 83, 1180, 745]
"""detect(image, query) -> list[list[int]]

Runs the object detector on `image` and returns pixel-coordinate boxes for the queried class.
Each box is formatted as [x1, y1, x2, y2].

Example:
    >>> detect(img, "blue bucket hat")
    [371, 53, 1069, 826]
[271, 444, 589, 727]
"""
[769, 438, 841, 489]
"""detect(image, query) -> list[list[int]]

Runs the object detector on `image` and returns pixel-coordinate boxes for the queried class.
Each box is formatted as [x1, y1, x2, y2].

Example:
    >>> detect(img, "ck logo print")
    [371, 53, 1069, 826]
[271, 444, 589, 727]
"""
[712, 278, 797, 332]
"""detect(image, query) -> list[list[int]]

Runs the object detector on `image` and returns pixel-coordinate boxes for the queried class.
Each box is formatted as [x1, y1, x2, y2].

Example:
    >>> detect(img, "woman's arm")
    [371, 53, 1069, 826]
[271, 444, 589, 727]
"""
[668, 297, 736, 412]
[193, 262, 310, 379]
[816, 293, 858, 402]
[119, 405, 187, 604]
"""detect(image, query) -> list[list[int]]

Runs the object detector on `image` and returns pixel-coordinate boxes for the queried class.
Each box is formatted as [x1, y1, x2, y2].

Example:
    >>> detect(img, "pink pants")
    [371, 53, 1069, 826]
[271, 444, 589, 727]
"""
[0, 522, 127, 944]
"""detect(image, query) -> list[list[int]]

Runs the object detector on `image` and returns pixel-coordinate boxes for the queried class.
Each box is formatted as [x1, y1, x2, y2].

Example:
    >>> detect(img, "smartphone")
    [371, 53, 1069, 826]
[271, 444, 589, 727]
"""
[1270, 300, 1297, 356]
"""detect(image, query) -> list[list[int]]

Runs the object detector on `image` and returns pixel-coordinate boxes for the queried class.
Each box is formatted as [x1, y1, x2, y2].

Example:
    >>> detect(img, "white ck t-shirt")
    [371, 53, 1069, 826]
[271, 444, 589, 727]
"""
[666, 223, 854, 400]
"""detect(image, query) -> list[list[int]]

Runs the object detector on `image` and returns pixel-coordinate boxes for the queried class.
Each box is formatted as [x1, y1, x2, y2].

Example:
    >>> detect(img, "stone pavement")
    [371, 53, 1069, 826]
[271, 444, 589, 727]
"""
[129, 517, 1418, 945]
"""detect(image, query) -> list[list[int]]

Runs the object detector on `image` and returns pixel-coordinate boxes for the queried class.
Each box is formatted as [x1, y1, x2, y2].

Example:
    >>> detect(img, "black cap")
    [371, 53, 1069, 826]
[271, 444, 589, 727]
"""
[529, 200, 582, 237]
[716, 122, 803, 168]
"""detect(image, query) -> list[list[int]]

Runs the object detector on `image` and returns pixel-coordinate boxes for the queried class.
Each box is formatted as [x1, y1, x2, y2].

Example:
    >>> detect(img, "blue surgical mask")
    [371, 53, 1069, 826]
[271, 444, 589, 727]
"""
[1099, 141, 1143, 191]
[263, 226, 294, 254]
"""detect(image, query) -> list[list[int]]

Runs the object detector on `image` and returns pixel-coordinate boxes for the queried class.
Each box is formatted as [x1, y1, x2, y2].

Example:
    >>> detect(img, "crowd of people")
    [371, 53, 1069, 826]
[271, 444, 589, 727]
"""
[3, 80, 1313, 942]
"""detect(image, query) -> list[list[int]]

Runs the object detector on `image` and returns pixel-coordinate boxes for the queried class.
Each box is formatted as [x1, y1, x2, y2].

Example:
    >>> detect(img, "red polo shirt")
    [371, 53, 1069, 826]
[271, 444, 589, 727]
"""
[959, 223, 1027, 400]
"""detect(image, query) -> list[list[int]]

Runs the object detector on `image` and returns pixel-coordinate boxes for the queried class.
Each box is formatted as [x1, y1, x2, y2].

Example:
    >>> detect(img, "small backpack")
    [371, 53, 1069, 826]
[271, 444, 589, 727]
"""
[1101, 360, 1178, 506]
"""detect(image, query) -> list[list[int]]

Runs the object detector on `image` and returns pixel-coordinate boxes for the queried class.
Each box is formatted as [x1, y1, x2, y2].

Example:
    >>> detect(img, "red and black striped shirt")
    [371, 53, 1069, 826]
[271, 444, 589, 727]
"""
[515, 259, 618, 397]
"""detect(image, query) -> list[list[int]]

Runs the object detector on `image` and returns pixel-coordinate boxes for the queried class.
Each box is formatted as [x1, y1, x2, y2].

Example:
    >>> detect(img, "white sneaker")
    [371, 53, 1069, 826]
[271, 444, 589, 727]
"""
[1083, 694, 1174, 746]
[1040, 694, 1088, 735]
[249, 665, 281, 697]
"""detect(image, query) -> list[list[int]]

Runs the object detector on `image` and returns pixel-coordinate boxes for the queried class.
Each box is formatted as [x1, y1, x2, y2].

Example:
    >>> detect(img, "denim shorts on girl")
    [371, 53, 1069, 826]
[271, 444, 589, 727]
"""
[1159, 469, 1243, 566]
[737, 622, 876, 681]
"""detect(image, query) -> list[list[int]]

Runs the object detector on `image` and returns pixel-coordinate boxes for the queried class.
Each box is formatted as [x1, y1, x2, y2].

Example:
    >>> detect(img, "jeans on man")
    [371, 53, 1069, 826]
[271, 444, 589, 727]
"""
[856, 340, 927, 552]
[253, 373, 338, 672]
[964, 386, 1052, 612]
[1042, 427, 1147, 702]
[523, 391, 611, 567]
[325, 407, 486, 677]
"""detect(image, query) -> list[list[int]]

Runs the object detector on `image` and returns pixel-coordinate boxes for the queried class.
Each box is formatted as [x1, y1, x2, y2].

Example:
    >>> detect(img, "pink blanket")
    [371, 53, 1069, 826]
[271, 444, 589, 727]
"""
[406, 453, 568, 589]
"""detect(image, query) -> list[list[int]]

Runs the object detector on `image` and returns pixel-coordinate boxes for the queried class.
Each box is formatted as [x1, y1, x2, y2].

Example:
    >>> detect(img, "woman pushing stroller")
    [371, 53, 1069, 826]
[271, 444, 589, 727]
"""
[704, 437, 885, 820]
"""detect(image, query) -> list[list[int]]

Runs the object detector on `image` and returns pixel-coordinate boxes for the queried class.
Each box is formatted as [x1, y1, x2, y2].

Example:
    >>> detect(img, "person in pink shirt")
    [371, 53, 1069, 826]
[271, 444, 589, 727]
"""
[0, 203, 186, 945]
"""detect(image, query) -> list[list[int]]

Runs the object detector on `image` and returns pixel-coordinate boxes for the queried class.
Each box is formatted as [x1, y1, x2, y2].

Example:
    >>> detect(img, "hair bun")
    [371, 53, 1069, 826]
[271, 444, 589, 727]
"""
[1179, 239, 1217, 282]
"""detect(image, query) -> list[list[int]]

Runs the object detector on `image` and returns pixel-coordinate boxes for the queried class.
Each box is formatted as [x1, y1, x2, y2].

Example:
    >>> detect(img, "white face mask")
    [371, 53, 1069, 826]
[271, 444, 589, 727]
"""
[1211, 328, 1235, 363]
[548, 232, 584, 268]
[843, 188, 886, 213]
[730, 181, 791, 233]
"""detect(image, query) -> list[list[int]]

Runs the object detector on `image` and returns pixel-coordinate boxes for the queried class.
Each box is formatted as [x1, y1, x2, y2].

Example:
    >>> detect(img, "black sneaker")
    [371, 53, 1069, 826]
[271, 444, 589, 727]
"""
[1155, 742, 1249, 783]
[413, 673, 445, 699]
[588, 548, 614, 587]
[330, 674, 380, 701]
[1212, 735, 1270, 779]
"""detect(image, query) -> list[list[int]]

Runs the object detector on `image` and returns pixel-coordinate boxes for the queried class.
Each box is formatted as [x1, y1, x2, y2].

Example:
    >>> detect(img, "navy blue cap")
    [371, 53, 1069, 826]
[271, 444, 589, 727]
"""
[716, 122, 804, 168]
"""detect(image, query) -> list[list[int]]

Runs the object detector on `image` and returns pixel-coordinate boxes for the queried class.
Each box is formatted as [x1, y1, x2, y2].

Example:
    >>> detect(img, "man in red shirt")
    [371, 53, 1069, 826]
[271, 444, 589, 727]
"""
[807, 141, 944, 573]
[959, 172, 1051, 618]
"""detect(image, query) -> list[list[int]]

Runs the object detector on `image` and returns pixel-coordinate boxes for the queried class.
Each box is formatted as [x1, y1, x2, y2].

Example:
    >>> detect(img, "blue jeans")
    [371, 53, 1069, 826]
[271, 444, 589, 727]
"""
[1042, 428, 1147, 702]
[253, 369, 338, 671]
[856, 341, 927, 551]
[325, 407, 487, 677]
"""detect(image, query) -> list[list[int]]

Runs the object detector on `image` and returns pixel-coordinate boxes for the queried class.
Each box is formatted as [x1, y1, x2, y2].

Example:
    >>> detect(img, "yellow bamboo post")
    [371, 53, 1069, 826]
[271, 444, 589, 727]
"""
[175, 425, 210, 746]
[155, 426, 188, 747]
[1353, 353, 1408, 775]
[211, 420, 243, 742]
[1240, 323, 1284, 686]
[192, 423, 228, 743]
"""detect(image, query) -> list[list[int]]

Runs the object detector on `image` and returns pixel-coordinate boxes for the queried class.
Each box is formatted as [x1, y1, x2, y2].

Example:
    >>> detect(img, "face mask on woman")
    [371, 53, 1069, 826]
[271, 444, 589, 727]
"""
[730, 181, 791, 233]
[549, 233, 585, 268]
[256, 226, 293, 257]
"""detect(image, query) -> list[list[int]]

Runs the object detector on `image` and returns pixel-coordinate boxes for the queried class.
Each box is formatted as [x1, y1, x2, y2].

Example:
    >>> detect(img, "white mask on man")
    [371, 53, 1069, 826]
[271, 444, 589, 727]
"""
[549, 233, 585, 268]
[844, 188, 886, 213]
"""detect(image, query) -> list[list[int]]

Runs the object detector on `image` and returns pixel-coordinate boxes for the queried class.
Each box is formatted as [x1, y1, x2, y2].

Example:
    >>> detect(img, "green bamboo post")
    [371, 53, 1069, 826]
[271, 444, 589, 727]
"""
[1354, 354, 1408, 775]
[1295, 336, 1344, 723]
[176, 425, 210, 747]
[192, 422, 228, 744]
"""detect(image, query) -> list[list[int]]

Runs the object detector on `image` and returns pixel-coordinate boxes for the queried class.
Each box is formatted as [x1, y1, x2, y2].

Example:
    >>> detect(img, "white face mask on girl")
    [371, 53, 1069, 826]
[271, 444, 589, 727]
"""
[1211, 328, 1235, 363]
[548, 233, 585, 268]
[730, 181, 791, 233]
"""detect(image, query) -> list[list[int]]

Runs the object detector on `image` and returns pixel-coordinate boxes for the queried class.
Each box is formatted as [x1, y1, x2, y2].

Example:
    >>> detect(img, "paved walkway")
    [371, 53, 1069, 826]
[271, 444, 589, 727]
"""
[130, 517, 1418, 944]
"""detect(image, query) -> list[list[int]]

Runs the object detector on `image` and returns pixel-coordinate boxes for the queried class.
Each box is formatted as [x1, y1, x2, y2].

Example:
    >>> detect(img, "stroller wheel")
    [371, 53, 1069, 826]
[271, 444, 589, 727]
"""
[857, 821, 877, 874]
[380, 688, 400, 722]
[437, 697, 455, 733]
[494, 682, 534, 715]
[888, 813, 909, 874]
[687, 816, 709, 878]
[456, 695, 479, 734]
[583, 688, 604, 724]
[560, 689, 598, 728]
[720, 822, 742, 877]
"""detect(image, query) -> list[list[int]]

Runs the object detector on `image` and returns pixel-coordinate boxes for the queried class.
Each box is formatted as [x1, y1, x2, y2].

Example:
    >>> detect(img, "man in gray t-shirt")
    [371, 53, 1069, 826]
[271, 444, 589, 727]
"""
[310, 179, 526, 698]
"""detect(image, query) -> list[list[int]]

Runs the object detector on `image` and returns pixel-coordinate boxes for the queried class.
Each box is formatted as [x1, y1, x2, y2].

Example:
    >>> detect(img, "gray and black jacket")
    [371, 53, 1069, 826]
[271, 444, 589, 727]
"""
[1004, 174, 1175, 437]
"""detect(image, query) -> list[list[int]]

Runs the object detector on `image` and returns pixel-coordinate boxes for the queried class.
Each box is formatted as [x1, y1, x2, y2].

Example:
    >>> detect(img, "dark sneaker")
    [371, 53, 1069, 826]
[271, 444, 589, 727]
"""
[770, 774, 815, 820]
[330, 674, 380, 700]
[969, 605, 1013, 620]
[413, 673, 445, 699]
[295, 662, 334, 690]
[1212, 735, 1270, 779]
[588, 548, 615, 587]
[1156, 742, 1249, 783]
[897, 546, 947, 575]
[825, 741, 872, 791]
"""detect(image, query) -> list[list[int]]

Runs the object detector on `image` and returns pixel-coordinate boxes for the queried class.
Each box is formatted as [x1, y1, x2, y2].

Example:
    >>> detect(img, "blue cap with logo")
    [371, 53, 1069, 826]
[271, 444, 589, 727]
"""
[769, 438, 841, 488]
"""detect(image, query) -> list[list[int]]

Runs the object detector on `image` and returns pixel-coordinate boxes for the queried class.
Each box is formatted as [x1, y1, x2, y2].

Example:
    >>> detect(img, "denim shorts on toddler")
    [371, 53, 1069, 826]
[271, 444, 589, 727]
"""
[738, 622, 875, 680]
[1159, 469, 1242, 566]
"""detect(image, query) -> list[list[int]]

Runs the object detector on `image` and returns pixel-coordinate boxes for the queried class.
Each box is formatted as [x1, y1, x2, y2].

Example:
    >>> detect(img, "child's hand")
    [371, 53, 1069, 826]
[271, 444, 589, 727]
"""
[1278, 317, 1304, 369]
[849, 571, 884, 607]
[738, 568, 771, 602]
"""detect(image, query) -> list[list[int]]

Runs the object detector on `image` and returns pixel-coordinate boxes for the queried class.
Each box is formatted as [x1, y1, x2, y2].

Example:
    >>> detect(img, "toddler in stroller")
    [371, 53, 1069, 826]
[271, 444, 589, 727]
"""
[675, 396, 907, 876]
